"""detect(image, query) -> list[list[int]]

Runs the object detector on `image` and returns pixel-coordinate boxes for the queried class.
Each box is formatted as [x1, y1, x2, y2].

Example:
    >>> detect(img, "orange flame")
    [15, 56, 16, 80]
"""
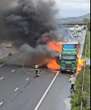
[47, 58, 60, 71]
[48, 41, 62, 53]
[76, 58, 86, 75]
[47, 41, 62, 72]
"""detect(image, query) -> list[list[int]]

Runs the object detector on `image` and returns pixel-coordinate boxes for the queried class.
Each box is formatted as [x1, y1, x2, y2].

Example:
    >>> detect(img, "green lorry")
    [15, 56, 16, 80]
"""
[59, 42, 79, 74]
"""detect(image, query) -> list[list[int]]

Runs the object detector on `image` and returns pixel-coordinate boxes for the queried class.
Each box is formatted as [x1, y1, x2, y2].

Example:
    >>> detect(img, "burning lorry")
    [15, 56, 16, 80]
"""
[46, 40, 85, 75]
[58, 42, 79, 73]
[58, 41, 85, 74]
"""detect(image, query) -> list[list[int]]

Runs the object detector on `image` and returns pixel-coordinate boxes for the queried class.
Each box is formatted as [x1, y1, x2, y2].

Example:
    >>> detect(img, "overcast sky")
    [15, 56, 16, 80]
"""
[55, 0, 90, 18]
[0, 0, 90, 18]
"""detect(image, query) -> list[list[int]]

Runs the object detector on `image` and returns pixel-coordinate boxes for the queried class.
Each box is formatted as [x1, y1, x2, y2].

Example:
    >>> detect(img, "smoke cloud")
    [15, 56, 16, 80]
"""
[2, 0, 61, 67]
[4, 0, 57, 47]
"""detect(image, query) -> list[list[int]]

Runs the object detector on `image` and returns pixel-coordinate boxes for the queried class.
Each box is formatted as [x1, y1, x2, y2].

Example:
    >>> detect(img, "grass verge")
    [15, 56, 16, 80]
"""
[83, 31, 90, 58]
[71, 66, 90, 110]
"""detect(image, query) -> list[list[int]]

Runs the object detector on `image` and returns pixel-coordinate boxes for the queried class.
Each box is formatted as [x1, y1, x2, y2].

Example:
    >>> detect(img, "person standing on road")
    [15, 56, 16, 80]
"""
[34, 65, 40, 77]
[69, 75, 76, 93]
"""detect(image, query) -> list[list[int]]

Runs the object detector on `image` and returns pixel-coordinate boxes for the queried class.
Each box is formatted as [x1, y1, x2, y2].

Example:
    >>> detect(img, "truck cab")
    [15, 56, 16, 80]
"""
[60, 55, 77, 73]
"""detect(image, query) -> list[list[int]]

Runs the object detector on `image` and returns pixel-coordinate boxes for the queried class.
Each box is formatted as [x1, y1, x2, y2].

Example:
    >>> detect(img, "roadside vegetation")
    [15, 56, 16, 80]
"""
[83, 30, 90, 58]
[71, 66, 90, 110]
[71, 23, 90, 110]
[83, 18, 90, 58]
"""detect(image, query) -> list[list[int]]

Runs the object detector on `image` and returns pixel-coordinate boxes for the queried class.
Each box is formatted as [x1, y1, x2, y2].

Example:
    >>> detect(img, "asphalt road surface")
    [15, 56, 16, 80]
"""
[79, 30, 87, 57]
[38, 74, 71, 110]
[0, 65, 56, 110]
[0, 65, 71, 110]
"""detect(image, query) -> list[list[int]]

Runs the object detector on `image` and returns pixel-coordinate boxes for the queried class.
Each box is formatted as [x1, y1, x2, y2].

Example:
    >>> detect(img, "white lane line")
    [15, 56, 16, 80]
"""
[34, 71, 59, 110]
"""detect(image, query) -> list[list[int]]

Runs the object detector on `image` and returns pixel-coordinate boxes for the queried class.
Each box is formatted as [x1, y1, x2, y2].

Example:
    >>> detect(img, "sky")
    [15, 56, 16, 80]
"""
[55, 0, 90, 18]
[0, 0, 90, 18]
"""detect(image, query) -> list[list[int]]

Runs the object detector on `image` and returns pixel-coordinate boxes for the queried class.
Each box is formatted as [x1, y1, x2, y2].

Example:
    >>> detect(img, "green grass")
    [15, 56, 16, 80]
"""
[71, 29, 90, 110]
[83, 31, 90, 58]
[71, 66, 90, 110]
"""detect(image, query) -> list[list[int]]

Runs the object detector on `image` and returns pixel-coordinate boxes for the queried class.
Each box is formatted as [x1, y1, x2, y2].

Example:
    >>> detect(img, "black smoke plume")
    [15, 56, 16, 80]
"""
[5, 0, 57, 47]
[1, 0, 60, 67]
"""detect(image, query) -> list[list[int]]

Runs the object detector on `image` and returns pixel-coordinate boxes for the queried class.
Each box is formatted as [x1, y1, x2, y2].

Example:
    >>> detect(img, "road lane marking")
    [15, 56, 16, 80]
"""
[34, 71, 59, 110]
[0, 100, 4, 107]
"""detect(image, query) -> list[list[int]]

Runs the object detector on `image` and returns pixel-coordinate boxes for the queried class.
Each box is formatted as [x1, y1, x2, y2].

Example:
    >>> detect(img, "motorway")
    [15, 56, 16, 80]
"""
[0, 27, 87, 110]
[0, 65, 55, 110]
[38, 74, 71, 110]
[0, 65, 71, 110]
